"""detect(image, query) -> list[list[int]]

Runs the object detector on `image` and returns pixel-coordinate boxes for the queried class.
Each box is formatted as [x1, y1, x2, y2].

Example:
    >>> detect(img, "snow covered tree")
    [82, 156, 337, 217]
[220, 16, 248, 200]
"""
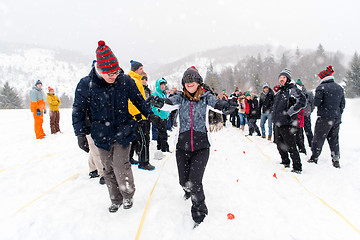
[0, 82, 23, 109]
[344, 52, 360, 98]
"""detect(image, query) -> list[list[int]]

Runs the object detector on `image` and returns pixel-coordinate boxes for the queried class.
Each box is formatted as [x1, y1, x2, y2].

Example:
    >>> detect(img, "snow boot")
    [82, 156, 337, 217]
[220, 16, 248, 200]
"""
[129, 158, 139, 165]
[332, 160, 340, 168]
[291, 169, 302, 174]
[280, 161, 290, 168]
[89, 170, 99, 178]
[307, 158, 318, 164]
[183, 191, 191, 201]
[109, 203, 122, 213]
[268, 136, 272, 141]
[99, 177, 105, 185]
[138, 163, 155, 171]
[123, 198, 133, 209]
[240, 125, 245, 131]
[261, 136, 266, 139]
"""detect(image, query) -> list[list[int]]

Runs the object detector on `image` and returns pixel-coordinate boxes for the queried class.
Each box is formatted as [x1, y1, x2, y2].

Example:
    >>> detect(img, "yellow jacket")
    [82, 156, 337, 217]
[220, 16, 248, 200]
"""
[128, 71, 146, 120]
[47, 93, 61, 111]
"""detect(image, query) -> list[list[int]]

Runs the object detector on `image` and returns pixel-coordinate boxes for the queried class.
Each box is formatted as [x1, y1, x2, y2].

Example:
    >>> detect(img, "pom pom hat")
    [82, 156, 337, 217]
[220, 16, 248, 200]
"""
[96, 40, 120, 74]
[181, 66, 203, 86]
[130, 60, 143, 72]
[35, 80, 42, 86]
[279, 68, 292, 83]
[318, 65, 334, 79]
[48, 86, 54, 93]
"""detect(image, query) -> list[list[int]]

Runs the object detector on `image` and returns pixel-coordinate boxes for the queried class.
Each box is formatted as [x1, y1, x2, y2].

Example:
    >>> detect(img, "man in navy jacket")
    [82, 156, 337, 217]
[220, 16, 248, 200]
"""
[308, 66, 345, 168]
[72, 41, 157, 213]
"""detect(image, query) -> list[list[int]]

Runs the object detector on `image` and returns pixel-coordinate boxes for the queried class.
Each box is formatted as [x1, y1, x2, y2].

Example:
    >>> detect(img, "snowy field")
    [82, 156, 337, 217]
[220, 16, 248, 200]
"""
[0, 99, 360, 240]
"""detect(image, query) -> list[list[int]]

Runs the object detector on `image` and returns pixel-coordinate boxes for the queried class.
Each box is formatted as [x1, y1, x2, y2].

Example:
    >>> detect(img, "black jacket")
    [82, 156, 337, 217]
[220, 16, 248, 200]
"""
[259, 88, 274, 114]
[272, 83, 306, 127]
[314, 76, 345, 119]
[246, 96, 261, 119]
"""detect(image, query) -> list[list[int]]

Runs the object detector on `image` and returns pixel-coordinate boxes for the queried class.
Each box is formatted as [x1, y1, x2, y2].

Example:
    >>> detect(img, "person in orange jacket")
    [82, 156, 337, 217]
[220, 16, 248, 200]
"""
[46, 86, 61, 134]
[30, 80, 46, 139]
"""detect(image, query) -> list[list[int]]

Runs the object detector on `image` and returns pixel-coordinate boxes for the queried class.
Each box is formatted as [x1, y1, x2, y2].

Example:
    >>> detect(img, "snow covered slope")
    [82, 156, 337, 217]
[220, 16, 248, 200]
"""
[0, 99, 359, 240]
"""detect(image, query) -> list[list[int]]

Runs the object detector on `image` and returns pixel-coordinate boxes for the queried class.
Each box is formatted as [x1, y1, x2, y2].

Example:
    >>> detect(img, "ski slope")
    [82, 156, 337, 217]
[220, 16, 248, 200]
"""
[1, 99, 360, 240]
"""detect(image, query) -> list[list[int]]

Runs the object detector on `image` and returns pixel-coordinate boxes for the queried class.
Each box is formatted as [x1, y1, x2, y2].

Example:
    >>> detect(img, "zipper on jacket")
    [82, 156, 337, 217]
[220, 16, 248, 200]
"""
[191, 101, 194, 152]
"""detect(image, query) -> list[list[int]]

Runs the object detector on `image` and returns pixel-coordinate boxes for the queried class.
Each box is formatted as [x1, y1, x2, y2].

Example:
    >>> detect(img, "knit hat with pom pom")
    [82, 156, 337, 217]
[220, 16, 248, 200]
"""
[95, 40, 120, 74]
[181, 66, 203, 86]
[318, 65, 334, 79]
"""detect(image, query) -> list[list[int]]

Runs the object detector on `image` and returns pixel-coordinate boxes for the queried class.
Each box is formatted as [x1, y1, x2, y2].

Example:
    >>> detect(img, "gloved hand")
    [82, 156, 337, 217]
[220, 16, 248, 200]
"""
[134, 114, 143, 122]
[43, 109, 47, 114]
[36, 109, 41, 116]
[222, 102, 238, 115]
[146, 95, 164, 108]
[77, 135, 90, 153]
[147, 113, 162, 128]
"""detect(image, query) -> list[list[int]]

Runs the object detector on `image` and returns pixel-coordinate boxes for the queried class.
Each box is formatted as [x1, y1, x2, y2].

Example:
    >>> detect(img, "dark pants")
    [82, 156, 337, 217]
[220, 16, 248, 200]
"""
[304, 116, 314, 147]
[274, 125, 302, 171]
[230, 108, 240, 127]
[222, 114, 227, 126]
[296, 127, 306, 154]
[176, 148, 209, 223]
[130, 120, 151, 166]
[311, 117, 341, 161]
[248, 118, 260, 135]
[157, 119, 169, 152]
[49, 110, 60, 134]
[170, 110, 178, 127]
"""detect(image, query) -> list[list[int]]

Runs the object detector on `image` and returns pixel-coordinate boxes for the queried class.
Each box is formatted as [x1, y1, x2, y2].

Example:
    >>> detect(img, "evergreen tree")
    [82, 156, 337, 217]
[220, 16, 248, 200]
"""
[0, 82, 23, 109]
[205, 63, 220, 93]
[344, 52, 360, 98]
[59, 93, 73, 108]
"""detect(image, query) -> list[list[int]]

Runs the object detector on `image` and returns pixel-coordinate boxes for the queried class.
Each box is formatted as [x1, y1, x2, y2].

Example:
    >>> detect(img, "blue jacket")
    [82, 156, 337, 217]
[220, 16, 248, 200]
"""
[72, 68, 152, 151]
[314, 76, 345, 119]
[151, 78, 170, 119]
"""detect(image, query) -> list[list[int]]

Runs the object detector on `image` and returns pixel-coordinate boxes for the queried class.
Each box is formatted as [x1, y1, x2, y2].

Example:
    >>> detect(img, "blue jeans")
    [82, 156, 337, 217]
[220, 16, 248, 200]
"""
[238, 113, 248, 126]
[260, 113, 272, 137]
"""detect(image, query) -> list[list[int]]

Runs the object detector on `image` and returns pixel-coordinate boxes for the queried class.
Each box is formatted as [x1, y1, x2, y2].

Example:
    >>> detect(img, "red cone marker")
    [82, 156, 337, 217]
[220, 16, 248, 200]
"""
[273, 173, 277, 179]
[227, 213, 235, 220]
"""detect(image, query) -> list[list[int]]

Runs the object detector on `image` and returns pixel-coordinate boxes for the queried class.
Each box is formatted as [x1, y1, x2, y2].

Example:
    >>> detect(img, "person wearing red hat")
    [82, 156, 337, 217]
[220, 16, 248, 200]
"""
[46, 86, 61, 134]
[308, 66, 345, 168]
[72, 40, 160, 213]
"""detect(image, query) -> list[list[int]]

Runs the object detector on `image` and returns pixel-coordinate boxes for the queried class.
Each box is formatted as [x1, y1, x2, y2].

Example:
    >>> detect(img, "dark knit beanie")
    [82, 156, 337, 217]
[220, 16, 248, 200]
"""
[318, 65, 334, 79]
[279, 68, 292, 83]
[96, 40, 120, 74]
[182, 66, 203, 86]
[35, 80, 42, 86]
[130, 60, 143, 72]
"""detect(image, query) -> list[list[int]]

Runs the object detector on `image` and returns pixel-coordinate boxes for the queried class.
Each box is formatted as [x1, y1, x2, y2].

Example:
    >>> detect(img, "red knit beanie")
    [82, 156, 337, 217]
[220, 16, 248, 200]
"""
[318, 65, 334, 79]
[48, 86, 54, 93]
[96, 40, 120, 74]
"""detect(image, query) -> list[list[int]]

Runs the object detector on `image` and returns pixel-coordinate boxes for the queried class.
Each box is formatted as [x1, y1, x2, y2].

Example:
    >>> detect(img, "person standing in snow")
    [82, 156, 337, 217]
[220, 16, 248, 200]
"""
[147, 66, 237, 227]
[141, 73, 152, 99]
[272, 68, 306, 174]
[229, 87, 241, 128]
[295, 79, 315, 147]
[46, 86, 61, 134]
[72, 41, 159, 213]
[127, 60, 155, 170]
[150, 78, 170, 152]
[30, 80, 47, 139]
[308, 66, 345, 168]
[244, 91, 261, 136]
[238, 93, 247, 131]
[259, 83, 274, 140]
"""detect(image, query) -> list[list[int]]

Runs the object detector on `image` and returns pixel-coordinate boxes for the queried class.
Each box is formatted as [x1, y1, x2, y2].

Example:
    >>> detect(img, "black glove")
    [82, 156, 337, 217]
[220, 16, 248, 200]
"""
[134, 114, 142, 122]
[146, 95, 164, 109]
[36, 109, 41, 116]
[147, 113, 162, 128]
[222, 102, 238, 115]
[43, 109, 47, 114]
[77, 135, 90, 153]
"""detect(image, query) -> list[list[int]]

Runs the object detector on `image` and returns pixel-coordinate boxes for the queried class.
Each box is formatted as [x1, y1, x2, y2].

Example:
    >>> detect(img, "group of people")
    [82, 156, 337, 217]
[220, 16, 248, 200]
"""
[26, 39, 343, 228]
[29, 80, 61, 139]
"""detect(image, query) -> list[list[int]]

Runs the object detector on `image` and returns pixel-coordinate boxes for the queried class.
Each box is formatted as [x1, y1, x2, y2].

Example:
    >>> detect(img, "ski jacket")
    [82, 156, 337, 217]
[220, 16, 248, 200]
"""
[259, 88, 274, 114]
[30, 86, 46, 113]
[302, 88, 315, 117]
[151, 78, 170, 120]
[272, 83, 306, 127]
[162, 91, 227, 152]
[314, 76, 345, 119]
[72, 68, 152, 151]
[128, 70, 147, 120]
[245, 96, 261, 119]
[47, 93, 61, 111]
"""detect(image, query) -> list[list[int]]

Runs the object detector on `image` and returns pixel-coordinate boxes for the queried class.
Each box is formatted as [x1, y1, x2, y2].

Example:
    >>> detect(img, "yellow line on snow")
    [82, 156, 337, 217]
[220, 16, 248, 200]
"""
[135, 150, 174, 240]
[242, 132, 360, 235]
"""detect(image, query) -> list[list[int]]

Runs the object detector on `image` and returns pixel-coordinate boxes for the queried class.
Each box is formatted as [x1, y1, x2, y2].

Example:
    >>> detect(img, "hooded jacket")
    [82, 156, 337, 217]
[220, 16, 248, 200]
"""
[151, 78, 170, 119]
[72, 68, 152, 151]
[128, 70, 147, 120]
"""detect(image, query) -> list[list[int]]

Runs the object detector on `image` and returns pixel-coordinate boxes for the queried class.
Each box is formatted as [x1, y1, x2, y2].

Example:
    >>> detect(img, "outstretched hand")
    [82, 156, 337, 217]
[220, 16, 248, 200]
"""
[146, 95, 164, 109]
[222, 102, 238, 115]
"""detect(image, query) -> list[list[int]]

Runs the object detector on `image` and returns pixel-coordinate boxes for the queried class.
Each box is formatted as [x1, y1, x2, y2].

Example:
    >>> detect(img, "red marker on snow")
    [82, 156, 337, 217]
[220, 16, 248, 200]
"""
[214, 149, 217, 152]
[243, 151, 246, 154]
[236, 179, 239, 182]
[273, 173, 277, 179]
[227, 213, 235, 220]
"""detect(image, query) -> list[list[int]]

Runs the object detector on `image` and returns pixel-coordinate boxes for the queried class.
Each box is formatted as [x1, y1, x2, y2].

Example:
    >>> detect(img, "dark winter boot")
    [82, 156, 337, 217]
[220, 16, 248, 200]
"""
[280, 160, 290, 168]
[129, 158, 139, 165]
[138, 163, 155, 171]
[307, 158, 318, 164]
[291, 169, 302, 174]
[89, 170, 99, 178]
[183, 191, 191, 201]
[109, 203, 122, 213]
[123, 198, 133, 209]
[332, 160, 340, 168]
[99, 177, 105, 185]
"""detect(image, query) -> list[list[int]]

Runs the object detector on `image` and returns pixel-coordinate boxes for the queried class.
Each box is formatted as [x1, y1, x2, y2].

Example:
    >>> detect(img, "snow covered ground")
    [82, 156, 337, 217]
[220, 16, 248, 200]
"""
[0, 99, 360, 240]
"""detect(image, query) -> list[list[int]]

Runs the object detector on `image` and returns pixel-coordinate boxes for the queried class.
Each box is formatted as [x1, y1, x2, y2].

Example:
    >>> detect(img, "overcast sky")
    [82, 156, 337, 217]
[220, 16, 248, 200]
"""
[1, 0, 359, 66]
